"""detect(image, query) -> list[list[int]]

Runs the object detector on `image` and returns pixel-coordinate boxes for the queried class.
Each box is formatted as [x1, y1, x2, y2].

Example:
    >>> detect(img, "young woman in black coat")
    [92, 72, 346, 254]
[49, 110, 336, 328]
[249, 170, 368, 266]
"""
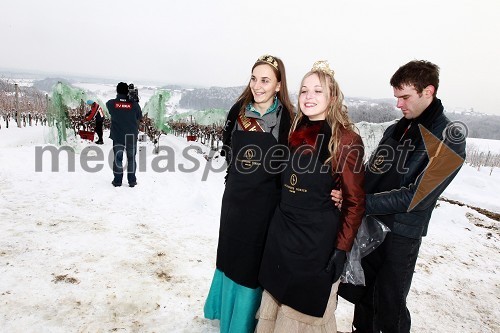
[204, 54, 295, 333]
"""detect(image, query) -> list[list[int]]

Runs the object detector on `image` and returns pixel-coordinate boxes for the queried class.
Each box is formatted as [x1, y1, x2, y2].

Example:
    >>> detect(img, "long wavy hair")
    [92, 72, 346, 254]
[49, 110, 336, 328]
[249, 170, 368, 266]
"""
[236, 56, 295, 118]
[291, 70, 355, 166]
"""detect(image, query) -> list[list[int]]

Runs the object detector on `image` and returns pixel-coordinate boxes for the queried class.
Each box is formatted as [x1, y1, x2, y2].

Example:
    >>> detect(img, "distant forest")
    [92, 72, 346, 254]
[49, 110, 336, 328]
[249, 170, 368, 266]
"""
[179, 86, 244, 110]
[445, 113, 500, 140]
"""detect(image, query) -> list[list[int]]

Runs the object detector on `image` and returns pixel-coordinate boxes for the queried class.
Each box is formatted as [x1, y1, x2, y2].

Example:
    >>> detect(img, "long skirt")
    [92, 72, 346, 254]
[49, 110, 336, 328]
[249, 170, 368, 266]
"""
[255, 281, 340, 333]
[204, 269, 262, 333]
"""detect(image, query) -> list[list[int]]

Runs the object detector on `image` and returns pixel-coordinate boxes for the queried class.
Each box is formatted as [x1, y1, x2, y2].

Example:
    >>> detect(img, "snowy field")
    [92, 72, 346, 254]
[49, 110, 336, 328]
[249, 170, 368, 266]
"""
[0, 124, 499, 333]
[467, 137, 500, 154]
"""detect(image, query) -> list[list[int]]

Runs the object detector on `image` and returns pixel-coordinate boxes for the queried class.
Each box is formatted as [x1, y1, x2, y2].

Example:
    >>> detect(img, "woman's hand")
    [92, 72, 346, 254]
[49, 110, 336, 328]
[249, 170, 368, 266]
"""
[331, 189, 343, 209]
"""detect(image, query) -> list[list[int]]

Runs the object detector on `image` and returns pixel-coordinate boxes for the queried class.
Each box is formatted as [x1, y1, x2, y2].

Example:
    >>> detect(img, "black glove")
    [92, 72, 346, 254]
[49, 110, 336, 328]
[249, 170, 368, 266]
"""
[325, 248, 347, 283]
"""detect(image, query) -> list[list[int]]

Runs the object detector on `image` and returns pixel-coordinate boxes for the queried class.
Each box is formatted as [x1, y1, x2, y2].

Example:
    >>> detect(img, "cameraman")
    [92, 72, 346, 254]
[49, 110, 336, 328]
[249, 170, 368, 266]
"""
[128, 83, 139, 103]
[106, 82, 142, 187]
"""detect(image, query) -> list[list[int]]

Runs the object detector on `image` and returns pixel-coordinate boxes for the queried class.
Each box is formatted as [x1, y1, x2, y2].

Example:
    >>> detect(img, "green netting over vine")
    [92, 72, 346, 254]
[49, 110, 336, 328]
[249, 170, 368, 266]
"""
[142, 89, 171, 133]
[46, 82, 88, 145]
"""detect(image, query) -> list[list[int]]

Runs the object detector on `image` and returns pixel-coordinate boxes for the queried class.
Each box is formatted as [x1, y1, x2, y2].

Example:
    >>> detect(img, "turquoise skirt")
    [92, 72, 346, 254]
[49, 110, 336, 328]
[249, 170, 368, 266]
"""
[204, 269, 263, 333]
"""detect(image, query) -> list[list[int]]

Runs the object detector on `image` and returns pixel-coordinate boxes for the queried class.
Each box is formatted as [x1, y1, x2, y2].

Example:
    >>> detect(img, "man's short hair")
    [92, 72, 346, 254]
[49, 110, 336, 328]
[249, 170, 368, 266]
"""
[117, 82, 129, 95]
[390, 60, 440, 96]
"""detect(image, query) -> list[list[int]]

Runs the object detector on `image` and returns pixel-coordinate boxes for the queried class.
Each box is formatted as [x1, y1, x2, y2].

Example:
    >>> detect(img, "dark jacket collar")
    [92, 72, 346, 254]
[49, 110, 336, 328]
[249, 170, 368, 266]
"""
[391, 98, 444, 143]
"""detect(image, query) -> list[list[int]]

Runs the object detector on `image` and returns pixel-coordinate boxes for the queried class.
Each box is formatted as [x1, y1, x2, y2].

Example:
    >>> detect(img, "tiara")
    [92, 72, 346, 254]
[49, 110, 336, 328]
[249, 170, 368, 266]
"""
[257, 54, 279, 71]
[311, 60, 335, 77]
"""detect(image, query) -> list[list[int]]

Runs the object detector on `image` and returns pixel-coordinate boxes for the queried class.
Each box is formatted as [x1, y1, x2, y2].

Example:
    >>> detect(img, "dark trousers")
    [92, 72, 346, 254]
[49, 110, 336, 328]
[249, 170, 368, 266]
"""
[338, 232, 422, 333]
[95, 120, 103, 142]
[112, 140, 137, 184]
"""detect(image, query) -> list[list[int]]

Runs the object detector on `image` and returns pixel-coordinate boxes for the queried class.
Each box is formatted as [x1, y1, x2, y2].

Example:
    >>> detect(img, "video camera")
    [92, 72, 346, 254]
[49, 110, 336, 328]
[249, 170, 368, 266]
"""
[128, 83, 139, 102]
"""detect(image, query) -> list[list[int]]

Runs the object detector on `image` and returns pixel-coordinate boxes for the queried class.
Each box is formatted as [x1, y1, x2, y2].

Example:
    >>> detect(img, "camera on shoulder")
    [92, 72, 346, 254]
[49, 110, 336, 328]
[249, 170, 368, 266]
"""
[128, 83, 139, 102]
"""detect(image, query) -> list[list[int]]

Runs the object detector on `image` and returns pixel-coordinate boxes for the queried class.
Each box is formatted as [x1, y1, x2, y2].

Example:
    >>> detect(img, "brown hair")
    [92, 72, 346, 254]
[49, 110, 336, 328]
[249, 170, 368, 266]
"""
[236, 55, 295, 118]
[390, 60, 440, 96]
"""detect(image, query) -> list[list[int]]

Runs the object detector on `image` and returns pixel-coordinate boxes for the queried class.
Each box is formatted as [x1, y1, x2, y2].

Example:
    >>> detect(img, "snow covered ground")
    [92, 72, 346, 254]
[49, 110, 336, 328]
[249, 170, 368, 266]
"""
[0, 124, 499, 332]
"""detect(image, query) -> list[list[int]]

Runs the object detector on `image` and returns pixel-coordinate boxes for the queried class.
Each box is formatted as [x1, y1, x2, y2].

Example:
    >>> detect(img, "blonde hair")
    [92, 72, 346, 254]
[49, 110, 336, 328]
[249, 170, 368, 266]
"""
[291, 70, 355, 166]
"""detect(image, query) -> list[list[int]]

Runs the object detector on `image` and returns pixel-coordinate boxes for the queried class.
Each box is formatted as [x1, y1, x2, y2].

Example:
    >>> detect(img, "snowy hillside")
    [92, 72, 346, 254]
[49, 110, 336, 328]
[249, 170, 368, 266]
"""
[72, 82, 157, 110]
[0, 124, 498, 332]
[72, 82, 224, 126]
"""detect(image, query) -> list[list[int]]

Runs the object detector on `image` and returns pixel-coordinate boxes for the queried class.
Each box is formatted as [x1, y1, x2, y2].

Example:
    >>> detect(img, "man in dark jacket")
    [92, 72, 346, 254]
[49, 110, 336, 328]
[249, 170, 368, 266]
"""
[336, 60, 466, 332]
[106, 82, 142, 187]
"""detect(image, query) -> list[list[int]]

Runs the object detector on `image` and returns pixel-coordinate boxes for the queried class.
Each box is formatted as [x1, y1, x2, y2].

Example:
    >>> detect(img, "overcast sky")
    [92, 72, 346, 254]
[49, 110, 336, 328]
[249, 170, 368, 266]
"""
[1, 0, 499, 115]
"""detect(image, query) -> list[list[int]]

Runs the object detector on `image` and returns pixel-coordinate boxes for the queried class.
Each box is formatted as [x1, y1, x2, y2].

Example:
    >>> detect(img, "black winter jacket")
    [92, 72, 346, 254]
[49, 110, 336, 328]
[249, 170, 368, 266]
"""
[106, 93, 142, 144]
[366, 100, 466, 239]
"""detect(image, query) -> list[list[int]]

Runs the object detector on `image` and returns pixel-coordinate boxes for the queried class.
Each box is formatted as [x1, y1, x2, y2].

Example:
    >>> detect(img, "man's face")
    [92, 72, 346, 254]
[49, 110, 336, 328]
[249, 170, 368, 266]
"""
[393, 84, 433, 119]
